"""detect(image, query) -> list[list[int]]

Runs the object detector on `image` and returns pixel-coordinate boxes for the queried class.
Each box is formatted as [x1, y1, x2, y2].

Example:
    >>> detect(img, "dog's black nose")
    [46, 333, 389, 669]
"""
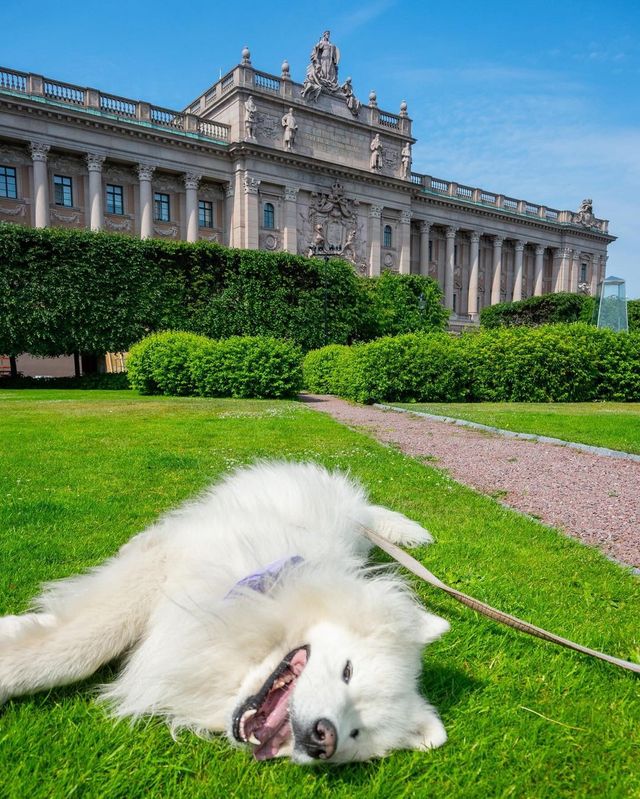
[301, 718, 338, 759]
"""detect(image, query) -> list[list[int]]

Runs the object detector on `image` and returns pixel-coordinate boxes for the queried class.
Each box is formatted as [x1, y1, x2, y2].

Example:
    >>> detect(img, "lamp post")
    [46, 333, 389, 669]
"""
[310, 242, 341, 345]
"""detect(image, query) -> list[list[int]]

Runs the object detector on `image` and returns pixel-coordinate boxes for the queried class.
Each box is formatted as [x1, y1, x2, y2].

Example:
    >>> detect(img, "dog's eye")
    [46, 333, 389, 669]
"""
[342, 660, 353, 684]
[350, 728, 359, 739]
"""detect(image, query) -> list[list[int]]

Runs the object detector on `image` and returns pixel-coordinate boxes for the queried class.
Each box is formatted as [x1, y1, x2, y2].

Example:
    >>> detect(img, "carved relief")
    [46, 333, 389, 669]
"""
[104, 216, 132, 232]
[0, 144, 31, 165]
[136, 164, 156, 182]
[243, 175, 260, 195]
[86, 153, 106, 172]
[297, 180, 367, 272]
[256, 113, 278, 140]
[153, 174, 182, 193]
[29, 142, 50, 162]
[48, 154, 85, 176]
[104, 165, 136, 184]
[199, 231, 220, 242]
[51, 209, 81, 223]
[0, 204, 27, 217]
[153, 225, 179, 237]
[199, 184, 223, 201]
[260, 232, 280, 251]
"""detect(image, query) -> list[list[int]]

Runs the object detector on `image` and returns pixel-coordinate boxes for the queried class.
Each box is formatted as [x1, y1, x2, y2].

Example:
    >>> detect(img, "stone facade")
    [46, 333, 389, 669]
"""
[0, 33, 615, 345]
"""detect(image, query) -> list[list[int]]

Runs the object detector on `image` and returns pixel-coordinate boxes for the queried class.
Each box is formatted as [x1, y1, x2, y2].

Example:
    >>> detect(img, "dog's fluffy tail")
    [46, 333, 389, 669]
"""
[0, 527, 166, 705]
[365, 505, 433, 547]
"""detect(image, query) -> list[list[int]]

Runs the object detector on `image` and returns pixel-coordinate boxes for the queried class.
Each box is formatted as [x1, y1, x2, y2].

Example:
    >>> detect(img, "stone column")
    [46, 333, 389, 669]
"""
[224, 184, 234, 247]
[554, 247, 571, 292]
[467, 230, 481, 319]
[399, 210, 412, 274]
[243, 173, 260, 250]
[232, 169, 244, 249]
[137, 164, 155, 239]
[369, 205, 382, 276]
[283, 186, 299, 254]
[570, 249, 581, 293]
[534, 245, 545, 296]
[590, 254, 600, 297]
[29, 142, 50, 228]
[490, 235, 504, 305]
[183, 172, 201, 243]
[512, 240, 525, 302]
[444, 225, 457, 309]
[86, 153, 105, 231]
[419, 220, 431, 277]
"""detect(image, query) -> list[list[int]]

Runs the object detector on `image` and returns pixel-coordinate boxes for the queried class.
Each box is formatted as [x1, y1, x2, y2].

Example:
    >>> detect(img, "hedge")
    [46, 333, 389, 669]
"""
[480, 292, 594, 328]
[127, 332, 303, 399]
[0, 224, 447, 358]
[304, 324, 640, 403]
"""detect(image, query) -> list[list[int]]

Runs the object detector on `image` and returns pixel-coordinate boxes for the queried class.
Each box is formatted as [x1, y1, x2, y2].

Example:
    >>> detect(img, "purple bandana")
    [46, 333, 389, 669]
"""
[225, 555, 304, 599]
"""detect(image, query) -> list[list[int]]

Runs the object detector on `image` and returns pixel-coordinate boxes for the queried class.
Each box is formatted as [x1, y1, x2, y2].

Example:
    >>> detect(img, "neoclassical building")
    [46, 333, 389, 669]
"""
[0, 32, 614, 338]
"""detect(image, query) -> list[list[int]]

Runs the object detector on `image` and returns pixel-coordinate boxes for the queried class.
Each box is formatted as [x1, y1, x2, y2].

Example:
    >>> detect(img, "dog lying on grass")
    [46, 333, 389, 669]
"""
[0, 461, 449, 764]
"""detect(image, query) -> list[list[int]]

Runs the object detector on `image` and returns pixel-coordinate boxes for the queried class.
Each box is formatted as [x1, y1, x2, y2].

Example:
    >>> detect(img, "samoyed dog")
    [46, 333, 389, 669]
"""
[0, 461, 449, 764]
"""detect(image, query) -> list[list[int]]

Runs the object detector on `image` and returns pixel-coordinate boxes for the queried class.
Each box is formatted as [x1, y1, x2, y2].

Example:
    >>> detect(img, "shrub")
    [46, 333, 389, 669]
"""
[364, 272, 449, 336]
[480, 292, 593, 328]
[126, 332, 210, 395]
[627, 299, 640, 332]
[303, 345, 351, 394]
[190, 336, 303, 399]
[308, 324, 640, 404]
[334, 333, 468, 404]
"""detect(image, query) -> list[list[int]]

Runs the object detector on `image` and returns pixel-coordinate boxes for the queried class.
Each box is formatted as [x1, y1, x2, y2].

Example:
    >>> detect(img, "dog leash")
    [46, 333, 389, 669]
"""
[360, 525, 640, 675]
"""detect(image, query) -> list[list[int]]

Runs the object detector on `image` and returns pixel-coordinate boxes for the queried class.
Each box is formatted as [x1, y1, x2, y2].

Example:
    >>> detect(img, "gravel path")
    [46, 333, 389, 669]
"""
[301, 395, 640, 570]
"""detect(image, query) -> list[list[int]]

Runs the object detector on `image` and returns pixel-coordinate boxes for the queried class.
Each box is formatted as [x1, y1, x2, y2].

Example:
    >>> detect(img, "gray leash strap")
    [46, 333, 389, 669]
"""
[361, 526, 640, 675]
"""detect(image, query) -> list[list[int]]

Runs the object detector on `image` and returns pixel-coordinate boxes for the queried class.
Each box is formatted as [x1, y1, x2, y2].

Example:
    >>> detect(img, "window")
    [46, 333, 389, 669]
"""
[106, 184, 124, 215]
[383, 224, 392, 248]
[428, 240, 433, 261]
[454, 244, 458, 263]
[54, 174, 73, 207]
[199, 200, 213, 228]
[263, 202, 275, 229]
[580, 262, 588, 283]
[0, 165, 17, 199]
[453, 293, 457, 313]
[154, 192, 170, 222]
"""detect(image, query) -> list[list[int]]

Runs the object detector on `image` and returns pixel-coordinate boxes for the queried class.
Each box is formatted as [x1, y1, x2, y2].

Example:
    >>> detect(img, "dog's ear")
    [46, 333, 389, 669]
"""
[413, 609, 450, 645]
[404, 697, 447, 751]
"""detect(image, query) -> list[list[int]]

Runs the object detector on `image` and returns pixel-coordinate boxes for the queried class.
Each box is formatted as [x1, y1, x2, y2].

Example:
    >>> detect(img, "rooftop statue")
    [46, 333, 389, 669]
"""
[301, 31, 360, 117]
[576, 198, 596, 228]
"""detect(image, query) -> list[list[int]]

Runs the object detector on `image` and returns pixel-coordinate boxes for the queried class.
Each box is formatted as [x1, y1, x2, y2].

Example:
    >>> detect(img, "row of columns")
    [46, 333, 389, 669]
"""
[29, 142, 204, 242]
[415, 219, 604, 316]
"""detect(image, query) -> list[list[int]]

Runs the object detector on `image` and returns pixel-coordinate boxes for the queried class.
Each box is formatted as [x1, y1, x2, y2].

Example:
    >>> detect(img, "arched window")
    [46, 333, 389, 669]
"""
[263, 202, 275, 229]
[383, 224, 392, 248]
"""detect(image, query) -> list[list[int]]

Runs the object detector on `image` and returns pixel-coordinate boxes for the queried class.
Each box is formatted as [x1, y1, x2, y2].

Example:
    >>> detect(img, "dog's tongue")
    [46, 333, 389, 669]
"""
[253, 648, 308, 760]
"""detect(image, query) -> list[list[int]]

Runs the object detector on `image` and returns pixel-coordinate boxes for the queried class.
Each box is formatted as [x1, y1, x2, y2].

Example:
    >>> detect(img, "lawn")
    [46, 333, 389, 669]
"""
[1, 390, 639, 799]
[389, 402, 640, 455]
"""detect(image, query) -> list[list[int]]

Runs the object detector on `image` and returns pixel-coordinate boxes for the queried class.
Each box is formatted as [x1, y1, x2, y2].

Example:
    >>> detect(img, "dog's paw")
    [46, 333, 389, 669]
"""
[368, 506, 433, 547]
[405, 702, 447, 751]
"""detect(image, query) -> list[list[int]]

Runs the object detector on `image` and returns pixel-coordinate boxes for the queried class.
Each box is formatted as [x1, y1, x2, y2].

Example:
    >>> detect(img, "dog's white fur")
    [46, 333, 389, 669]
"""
[0, 461, 449, 764]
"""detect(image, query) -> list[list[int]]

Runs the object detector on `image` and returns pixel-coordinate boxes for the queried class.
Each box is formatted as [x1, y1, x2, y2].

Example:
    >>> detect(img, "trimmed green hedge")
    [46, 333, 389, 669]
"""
[480, 292, 594, 328]
[127, 332, 303, 399]
[304, 324, 640, 403]
[0, 224, 447, 358]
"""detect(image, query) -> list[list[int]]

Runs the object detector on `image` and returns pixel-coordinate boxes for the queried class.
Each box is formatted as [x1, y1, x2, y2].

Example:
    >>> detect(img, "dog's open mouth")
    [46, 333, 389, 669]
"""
[232, 645, 309, 760]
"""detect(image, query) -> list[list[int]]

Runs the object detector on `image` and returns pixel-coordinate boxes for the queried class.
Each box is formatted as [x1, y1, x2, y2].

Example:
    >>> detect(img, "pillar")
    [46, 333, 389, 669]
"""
[491, 235, 504, 305]
[534, 245, 545, 296]
[444, 225, 457, 309]
[283, 186, 299, 254]
[570, 249, 581, 293]
[590, 254, 600, 297]
[243, 173, 260, 250]
[224, 183, 234, 247]
[184, 172, 201, 243]
[232, 168, 244, 249]
[512, 240, 525, 302]
[554, 247, 572, 293]
[468, 230, 480, 319]
[29, 142, 50, 228]
[399, 210, 412, 274]
[369, 205, 382, 276]
[86, 153, 105, 231]
[137, 164, 155, 239]
[419, 220, 431, 277]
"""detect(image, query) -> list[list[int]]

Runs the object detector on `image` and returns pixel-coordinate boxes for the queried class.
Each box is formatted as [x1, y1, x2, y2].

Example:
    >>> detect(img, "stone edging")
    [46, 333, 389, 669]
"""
[374, 404, 640, 464]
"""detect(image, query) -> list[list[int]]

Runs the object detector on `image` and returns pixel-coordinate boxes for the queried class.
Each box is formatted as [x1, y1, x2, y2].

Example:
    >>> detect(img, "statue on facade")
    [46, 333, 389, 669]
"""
[308, 223, 326, 256]
[401, 142, 412, 179]
[341, 77, 360, 117]
[244, 96, 257, 139]
[370, 134, 383, 172]
[301, 30, 340, 100]
[575, 198, 596, 227]
[281, 107, 298, 151]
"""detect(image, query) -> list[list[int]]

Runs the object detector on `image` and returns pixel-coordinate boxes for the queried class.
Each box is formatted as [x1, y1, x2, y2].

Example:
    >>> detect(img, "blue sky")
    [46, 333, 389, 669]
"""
[4, 0, 639, 296]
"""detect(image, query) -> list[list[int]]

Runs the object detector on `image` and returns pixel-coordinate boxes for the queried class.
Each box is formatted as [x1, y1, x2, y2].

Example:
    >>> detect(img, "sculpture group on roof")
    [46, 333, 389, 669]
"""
[301, 31, 362, 118]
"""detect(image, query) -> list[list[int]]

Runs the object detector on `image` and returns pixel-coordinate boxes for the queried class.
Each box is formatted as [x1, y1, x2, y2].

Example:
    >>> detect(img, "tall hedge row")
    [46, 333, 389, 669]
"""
[480, 292, 640, 332]
[304, 324, 640, 403]
[0, 223, 447, 358]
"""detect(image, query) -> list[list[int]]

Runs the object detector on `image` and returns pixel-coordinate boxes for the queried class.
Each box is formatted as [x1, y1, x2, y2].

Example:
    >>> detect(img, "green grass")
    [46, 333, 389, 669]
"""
[1, 390, 639, 799]
[390, 401, 640, 455]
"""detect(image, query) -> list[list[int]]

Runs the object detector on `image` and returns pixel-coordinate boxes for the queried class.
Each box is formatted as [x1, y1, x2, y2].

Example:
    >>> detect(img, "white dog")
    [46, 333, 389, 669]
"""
[0, 461, 449, 764]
